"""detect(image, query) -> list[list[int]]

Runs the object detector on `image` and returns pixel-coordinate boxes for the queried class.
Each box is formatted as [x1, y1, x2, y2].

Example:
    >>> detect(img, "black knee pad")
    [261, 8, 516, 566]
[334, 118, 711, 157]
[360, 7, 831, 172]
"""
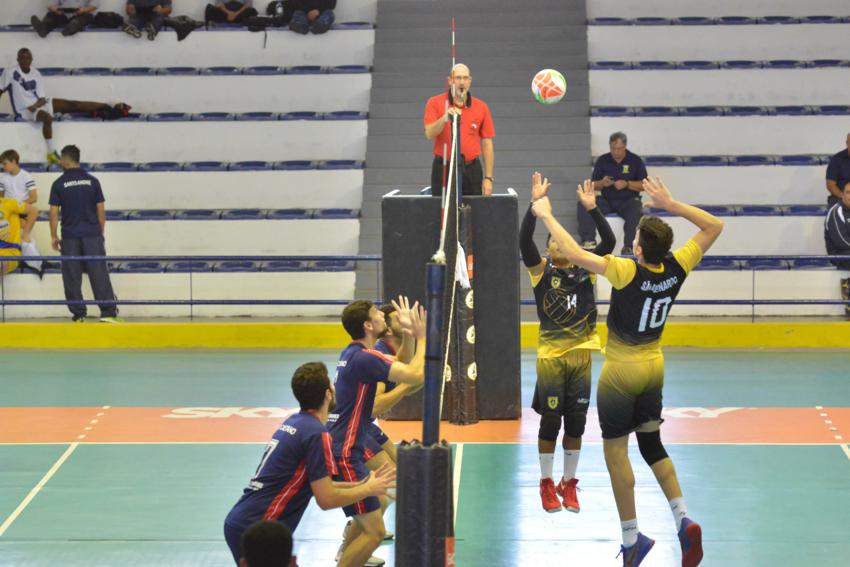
[563, 412, 587, 438]
[538, 412, 561, 442]
[636, 430, 668, 466]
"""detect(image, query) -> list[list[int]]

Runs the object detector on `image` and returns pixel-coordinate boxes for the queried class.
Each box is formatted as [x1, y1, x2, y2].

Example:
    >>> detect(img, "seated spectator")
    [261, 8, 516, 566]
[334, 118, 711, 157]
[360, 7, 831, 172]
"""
[826, 133, 850, 207]
[0, 194, 37, 278]
[0, 48, 131, 164]
[205, 1, 259, 26]
[824, 181, 850, 319]
[124, 0, 172, 40]
[31, 1, 98, 37]
[240, 521, 297, 567]
[0, 150, 43, 276]
[577, 131, 647, 255]
[289, 0, 336, 35]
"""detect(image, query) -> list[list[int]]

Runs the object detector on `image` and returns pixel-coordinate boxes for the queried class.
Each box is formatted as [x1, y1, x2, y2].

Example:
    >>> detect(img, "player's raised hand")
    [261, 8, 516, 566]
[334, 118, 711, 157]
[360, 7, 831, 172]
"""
[391, 295, 415, 334]
[531, 195, 553, 218]
[409, 303, 427, 340]
[365, 463, 397, 498]
[531, 171, 551, 202]
[576, 179, 597, 211]
[642, 177, 675, 211]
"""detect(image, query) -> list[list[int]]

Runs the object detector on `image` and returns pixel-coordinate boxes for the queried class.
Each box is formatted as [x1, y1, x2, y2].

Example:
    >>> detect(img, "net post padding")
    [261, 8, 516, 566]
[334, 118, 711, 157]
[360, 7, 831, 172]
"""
[396, 440, 454, 567]
[422, 262, 446, 446]
[454, 204, 478, 424]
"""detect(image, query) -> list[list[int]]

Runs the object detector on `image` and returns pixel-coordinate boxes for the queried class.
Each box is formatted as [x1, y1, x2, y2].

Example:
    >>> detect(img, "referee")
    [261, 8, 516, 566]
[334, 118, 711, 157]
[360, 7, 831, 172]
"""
[423, 63, 496, 196]
[48, 145, 120, 323]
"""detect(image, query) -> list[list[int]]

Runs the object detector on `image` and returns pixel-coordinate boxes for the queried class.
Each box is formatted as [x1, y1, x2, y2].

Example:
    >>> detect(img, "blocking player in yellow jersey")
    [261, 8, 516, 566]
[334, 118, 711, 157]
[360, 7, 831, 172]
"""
[532, 177, 723, 567]
[0, 197, 38, 276]
[522, 172, 615, 514]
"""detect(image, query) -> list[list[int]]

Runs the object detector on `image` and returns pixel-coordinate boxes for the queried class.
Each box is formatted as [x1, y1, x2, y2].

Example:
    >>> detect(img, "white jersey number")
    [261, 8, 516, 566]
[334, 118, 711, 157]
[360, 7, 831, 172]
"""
[638, 296, 672, 332]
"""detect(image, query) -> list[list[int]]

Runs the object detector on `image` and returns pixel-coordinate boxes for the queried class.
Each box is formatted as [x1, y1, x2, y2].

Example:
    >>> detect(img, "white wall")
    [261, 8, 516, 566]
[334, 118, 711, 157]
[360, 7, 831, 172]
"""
[1, 0, 377, 25]
[643, 166, 825, 206]
[30, 219, 360, 256]
[0, 271, 356, 318]
[602, 216, 826, 256]
[30, 170, 364, 210]
[590, 69, 850, 107]
[0, 74, 371, 115]
[0, 29, 375, 67]
[591, 116, 850, 155]
[3, 120, 367, 163]
[587, 0, 850, 18]
[589, 25, 850, 61]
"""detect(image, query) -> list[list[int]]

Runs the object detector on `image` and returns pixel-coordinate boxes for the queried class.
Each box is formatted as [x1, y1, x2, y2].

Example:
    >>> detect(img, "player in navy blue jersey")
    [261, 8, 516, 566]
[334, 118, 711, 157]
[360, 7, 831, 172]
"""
[224, 362, 396, 565]
[330, 297, 426, 567]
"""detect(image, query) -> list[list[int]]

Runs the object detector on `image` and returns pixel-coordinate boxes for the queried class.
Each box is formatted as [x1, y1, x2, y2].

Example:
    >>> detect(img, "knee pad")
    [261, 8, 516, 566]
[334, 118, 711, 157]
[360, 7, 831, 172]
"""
[563, 412, 587, 438]
[538, 411, 561, 442]
[636, 430, 668, 466]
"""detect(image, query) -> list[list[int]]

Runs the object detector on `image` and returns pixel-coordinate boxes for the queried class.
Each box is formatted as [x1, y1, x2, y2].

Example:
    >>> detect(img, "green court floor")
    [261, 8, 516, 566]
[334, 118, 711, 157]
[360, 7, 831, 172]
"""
[1, 350, 849, 566]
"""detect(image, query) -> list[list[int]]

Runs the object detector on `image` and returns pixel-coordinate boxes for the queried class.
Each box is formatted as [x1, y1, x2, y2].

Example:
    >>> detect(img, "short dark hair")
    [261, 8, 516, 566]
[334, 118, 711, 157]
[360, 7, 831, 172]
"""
[60, 145, 81, 164]
[17, 48, 30, 57]
[241, 520, 293, 567]
[379, 304, 395, 318]
[0, 150, 19, 164]
[341, 300, 374, 340]
[609, 131, 627, 145]
[291, 362, 330, 412]
[637, 216, 674, 264]
[843, 181, 850, 192]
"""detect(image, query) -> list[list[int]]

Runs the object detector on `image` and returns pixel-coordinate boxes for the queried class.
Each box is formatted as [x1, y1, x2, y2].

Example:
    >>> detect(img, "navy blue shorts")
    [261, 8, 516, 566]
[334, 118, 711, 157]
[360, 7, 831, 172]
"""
[367, 421, 390, 446]
[335, 454, 381, 517]
[224, 521, 243, 564]
[363, 431, 384, 462]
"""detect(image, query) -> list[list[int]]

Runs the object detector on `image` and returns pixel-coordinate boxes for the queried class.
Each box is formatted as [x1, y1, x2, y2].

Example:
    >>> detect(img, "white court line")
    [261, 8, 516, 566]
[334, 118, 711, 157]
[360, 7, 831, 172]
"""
[841, 444, 850, 462]
[1, 440, 849, 447]
[452, 443, 464, 527]
[0, 442, 79, 537]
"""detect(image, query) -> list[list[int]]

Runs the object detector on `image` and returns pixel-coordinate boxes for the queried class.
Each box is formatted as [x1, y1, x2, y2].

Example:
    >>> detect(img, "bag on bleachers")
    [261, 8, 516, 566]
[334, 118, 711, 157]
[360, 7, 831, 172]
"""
[92, 12, 124, 29]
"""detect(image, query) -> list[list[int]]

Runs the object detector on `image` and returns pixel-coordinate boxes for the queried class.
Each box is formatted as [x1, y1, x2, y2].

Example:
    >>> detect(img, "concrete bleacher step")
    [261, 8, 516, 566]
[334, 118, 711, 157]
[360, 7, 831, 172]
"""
[588, 24, 850, 61]
[0, 272, 356, 318]
[0, 29, 375, 67]
[2, 120, 366, 163]
[30, 220, 359, 256]
[589, 68, 850, 106]
[586, 0, 849, 18]
[0, 73, 371, 114]
[590, 116, 848, 155]
[30, 170, 364, 210]
[2, 0, 377, 25]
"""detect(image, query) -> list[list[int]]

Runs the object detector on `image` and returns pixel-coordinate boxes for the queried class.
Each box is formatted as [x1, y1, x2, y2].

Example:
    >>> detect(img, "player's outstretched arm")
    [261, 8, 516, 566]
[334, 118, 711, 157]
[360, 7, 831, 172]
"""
[372, 382, 414, 417]
[391, 295, 416, 364]
[312, 463, 396, 510]
[387, 303, 426, 385]
[642, 177, 724, 253]
[532, 193, 609, 275]
[577, 180, 617, 256]
[520, 172, 547, 277]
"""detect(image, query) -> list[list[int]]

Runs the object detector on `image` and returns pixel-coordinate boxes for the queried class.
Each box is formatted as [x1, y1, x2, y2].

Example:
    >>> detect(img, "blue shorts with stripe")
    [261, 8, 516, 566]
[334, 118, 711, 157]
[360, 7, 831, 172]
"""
[335, 453, 381, 517]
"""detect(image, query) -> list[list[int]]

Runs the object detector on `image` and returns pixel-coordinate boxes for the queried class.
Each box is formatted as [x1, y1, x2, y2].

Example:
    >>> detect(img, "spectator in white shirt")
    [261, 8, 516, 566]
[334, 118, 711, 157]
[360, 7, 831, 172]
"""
[0, 149, 42, 275]
[31, 1, 98, 38]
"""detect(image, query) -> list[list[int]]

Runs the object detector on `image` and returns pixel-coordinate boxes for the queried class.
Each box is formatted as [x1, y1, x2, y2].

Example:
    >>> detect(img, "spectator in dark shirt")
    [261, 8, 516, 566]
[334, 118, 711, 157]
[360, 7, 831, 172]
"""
[578, 131, 647, 255]
[48, 145, 120, 323]
[289, 0, 336, 35]
[825, 133, 850, 207]
[31, 1, 98, 37]
[205, 1, 258, 25]
[124, 0, 172, 40]
[824, 181, 850, 319]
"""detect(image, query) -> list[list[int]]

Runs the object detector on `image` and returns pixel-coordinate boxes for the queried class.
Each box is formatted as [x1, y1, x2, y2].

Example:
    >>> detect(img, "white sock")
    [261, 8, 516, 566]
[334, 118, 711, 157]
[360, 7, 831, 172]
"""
[21, 239, 42, 270]
[563, 449, 580, 481]
[538, 453, 554, 479]
[621, 519, 639, 547]
[47, 138, 57, 154]
[669, 497, 688, 530]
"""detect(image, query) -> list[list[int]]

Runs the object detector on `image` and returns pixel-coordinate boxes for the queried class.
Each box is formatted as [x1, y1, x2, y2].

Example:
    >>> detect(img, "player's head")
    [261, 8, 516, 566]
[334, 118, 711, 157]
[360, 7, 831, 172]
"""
[842, 181, 850, 208]
[17, 48, 32, 71]
[291, 361, 335, 414]
[341, 300, 386, 340]
[545, 233, 569, 265]
[60, 145, 81, 169]
[239, 520, 295, 567]
[449, 63, 471, 101]
[609, 131, 628, 161]
[378, 304, 401, 340]
[0, 149, 20, 174]
[634, 216, 674, 265]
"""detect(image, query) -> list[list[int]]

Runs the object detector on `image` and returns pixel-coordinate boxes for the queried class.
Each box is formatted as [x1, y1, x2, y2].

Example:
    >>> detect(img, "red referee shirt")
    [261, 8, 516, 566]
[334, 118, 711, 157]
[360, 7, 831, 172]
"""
[424, 92, 495, 162]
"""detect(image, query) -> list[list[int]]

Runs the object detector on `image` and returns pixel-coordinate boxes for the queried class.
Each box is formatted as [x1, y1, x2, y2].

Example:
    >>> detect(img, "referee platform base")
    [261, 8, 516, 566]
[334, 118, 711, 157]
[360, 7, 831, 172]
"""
[0, 318, 848, 349]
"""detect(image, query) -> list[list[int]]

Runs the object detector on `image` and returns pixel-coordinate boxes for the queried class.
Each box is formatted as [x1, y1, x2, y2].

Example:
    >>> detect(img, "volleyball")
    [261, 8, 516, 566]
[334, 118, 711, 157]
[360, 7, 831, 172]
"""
[531, 68, 567, 104]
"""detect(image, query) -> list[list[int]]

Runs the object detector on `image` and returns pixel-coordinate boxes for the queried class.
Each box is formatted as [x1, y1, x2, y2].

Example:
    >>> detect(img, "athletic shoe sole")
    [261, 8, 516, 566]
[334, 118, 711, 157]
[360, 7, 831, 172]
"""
[681, 522, 703, 567]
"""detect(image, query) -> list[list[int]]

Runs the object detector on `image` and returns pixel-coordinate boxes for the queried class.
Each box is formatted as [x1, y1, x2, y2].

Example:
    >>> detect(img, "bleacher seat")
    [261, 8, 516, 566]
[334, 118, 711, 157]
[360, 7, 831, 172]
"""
[39, 67, 68, 76]
[721, 60, 761, 69]
[193, 113, 235, 121]
[644, 155, 683, 167]
[801, 16, 842, 24]
[214, 261, 261, 272]
[328, 65, 370, 74]
[267, 209, 311, 220]
[684, 156, 729, 166]
[725, 106, 769, 116]
[281, 112, 321, 121]
[229, 161, 273, 171]
[634, 107, 678, 117]
[120, 261, 165, 273]
[115, 67, 155, 76]
[791, 258, 835, 269]
[165, 261, 213, 273]
[677, 61, 719, 70]
[105, 210, 129, 221]
[324, 111, 368, 120]
[174, 210, 221, 221]
[57, 114, 102, 122]
[243, 66, 285, 75]
[0, 114, 14, 122]
[221, 210, 267, 220]
[739, 206, 781, 216]
[201, 66, 242, 75]
[314, 209, 359, 219]
[773, 106, 812, 115]
[72, 67, 112, 76]
[815, 105, 850, 115]
[743, 259, 789, 270]
[288, 66, 324, 75]
[20, 162, 45, 172]
[235, 112, 278, 121]
[783, 205, 828, 216]
[93, 162, 138, 172]
[275, 161, 316, 170]
[158, 67, 200, 75]
[128, 210, 174, 221]
[701, 206, 736, 216]
[318, 160, 364, 170]
[312, 260, 356, 271]
[757, 16, 799, 25]
[634, 61, 676, 70]
[679, 106, 723, 117]
[765, 60, 805, 69]
[695, 259, 740, 271]
[672, 17, 714, 26]
[139, 162, 183, 171]
[184, 162, 228, 171]
[148, 112, 191, 122]
[634, 17, 670, 26]
[590, 61, 632, 70]
[588, 18, 630, 26]
[261, 260, 308, 272]
[717, 17, 756, 25]
[809, 60, 850, 68]
[729, 155, 776, 166]
[777, 155, 821, 166]
[591, 107, 633, 117]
